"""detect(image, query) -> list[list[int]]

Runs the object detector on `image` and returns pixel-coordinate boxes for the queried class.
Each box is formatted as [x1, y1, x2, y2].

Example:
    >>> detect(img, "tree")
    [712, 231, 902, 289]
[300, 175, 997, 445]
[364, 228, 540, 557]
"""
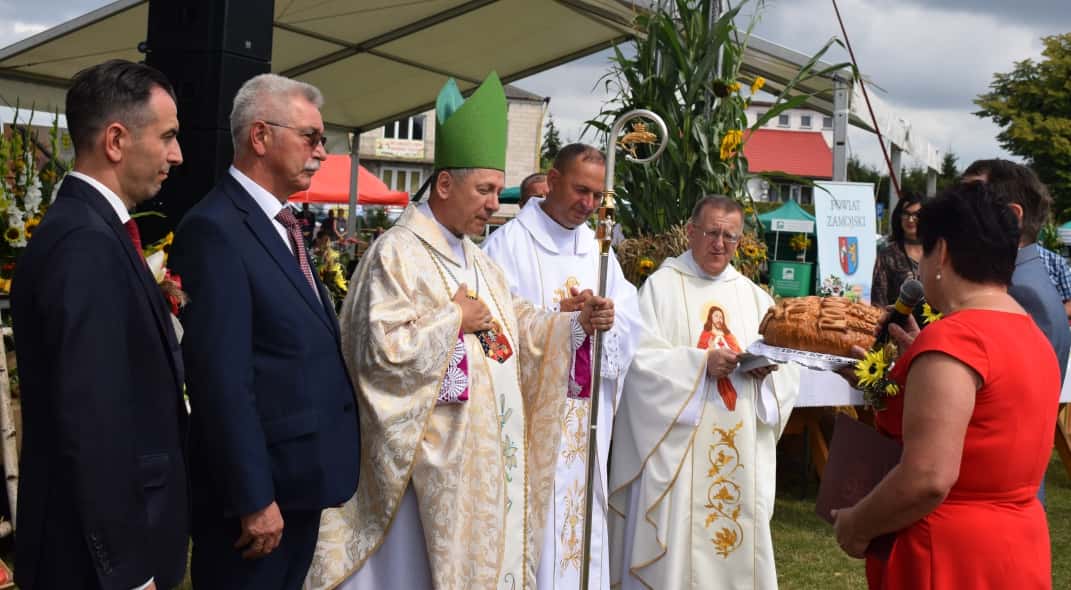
[847, 150, 962, 204]
[939, 152, 959, 186]
[848, 155, 884, 199]
[541, 115, 562, 170]
[975, 33, 1071, 219]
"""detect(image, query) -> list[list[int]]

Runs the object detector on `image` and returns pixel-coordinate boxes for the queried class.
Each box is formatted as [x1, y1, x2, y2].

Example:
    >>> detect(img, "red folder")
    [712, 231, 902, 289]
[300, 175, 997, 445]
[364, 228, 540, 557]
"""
[816, 413, 902, 559]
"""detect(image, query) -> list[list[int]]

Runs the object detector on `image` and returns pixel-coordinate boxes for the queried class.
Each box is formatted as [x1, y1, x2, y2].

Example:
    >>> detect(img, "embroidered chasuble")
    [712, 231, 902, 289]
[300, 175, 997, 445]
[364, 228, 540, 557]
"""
[306, 204, 585, 590]
[608, 253, 800, 590]
[483, 200, 642, 590]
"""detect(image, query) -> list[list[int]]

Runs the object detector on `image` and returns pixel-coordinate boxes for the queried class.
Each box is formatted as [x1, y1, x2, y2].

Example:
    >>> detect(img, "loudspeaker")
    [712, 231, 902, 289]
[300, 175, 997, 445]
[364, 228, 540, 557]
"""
[141, 0, 272, 240]
[150, 51, 268, 130]
[146, 0, 272, 61]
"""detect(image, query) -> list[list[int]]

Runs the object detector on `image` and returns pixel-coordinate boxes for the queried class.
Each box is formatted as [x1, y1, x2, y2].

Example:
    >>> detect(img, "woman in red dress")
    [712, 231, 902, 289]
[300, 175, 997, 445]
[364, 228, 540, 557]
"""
[833, 181, 1059, 589]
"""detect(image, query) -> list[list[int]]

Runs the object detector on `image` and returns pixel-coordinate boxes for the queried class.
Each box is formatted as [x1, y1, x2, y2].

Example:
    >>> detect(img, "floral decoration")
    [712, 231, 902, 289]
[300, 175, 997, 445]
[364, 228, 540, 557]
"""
[854, 342, 900, 411]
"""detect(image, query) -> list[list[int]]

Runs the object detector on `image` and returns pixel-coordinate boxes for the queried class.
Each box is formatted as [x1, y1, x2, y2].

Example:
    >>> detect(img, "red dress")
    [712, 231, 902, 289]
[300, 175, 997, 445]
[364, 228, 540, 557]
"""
[867, 309, 1058, 590]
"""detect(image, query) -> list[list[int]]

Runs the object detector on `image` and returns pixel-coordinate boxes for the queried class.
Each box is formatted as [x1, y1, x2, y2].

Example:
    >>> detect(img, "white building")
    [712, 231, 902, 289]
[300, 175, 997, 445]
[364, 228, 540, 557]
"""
[355, 85, 548, 198]
[743, 100, 834, 204]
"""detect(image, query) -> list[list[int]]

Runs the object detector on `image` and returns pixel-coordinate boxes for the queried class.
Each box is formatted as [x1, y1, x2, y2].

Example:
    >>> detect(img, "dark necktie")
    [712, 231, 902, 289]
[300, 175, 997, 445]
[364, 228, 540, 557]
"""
[275, 208, 320, 299]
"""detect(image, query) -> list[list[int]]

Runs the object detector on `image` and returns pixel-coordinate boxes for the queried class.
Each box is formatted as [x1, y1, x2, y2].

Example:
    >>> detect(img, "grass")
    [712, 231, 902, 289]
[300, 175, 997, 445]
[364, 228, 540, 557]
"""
[772, 452, 1071, 589]
[8, 452, 1070, 590]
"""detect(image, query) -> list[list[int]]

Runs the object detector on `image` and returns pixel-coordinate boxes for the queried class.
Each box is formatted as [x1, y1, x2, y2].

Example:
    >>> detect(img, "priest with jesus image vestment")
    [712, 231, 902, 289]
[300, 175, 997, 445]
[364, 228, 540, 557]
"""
[609, 195, 799, 590]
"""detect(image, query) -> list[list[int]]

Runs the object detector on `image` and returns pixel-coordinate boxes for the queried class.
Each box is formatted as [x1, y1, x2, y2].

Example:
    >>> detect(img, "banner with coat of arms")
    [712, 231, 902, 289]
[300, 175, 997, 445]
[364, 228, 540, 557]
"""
[813, 181, 878, 303]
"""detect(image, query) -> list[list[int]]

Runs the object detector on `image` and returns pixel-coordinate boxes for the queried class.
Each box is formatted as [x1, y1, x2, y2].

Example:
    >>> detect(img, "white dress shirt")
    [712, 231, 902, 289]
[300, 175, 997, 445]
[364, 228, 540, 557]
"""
[230, 166, 293, 254]
[67, 171, 131, 224]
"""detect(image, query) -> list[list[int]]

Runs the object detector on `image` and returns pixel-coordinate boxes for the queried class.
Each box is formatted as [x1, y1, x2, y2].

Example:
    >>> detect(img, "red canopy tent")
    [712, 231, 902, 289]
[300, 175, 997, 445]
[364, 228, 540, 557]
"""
[289, 154, 408, 206]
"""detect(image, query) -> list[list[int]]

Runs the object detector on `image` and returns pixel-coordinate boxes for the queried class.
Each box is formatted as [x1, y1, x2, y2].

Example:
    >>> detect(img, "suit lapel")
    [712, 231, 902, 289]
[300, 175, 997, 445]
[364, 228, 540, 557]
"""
[222, 176, 335, 334]
[61, 177, 185, 393]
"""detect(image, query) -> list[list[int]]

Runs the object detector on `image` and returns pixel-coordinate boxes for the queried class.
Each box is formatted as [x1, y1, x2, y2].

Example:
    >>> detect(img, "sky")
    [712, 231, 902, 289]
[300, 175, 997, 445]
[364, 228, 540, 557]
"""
[1, 0, 1068, 173]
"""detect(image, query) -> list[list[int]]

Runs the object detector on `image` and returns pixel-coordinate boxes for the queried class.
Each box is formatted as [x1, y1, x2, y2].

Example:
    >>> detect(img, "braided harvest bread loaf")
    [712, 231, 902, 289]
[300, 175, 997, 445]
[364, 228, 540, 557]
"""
[759, 296, 882, 357]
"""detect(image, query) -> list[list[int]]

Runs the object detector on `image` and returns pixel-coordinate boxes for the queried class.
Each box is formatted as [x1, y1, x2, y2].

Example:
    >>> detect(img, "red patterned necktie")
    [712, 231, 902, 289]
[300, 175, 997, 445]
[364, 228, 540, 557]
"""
[275, 208, 320, 299]
[124, 218, 143, 253]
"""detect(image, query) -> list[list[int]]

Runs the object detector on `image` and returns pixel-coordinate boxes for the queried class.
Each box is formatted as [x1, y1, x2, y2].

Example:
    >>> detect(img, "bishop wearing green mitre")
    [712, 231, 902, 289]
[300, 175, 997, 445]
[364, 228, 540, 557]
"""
[305, 73, 616, 590]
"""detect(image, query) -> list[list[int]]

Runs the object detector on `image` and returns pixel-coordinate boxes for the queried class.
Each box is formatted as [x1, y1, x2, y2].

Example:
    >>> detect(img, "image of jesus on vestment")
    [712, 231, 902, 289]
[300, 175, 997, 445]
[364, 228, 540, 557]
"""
[696, 302, 741, 411]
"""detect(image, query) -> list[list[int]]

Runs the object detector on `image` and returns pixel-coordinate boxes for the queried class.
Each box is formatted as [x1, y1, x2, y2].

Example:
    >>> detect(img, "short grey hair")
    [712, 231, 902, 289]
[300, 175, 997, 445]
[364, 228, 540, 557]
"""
[690, 194, 743, 222]
[230, 73, 324, 152]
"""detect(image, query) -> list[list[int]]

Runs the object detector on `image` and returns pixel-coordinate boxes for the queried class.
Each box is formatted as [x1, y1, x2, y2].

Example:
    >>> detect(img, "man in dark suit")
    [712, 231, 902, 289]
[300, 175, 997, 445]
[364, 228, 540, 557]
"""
[11, 60, 188, 589]
[964, 159, 1069, 506]
[170, 74, 360, 590]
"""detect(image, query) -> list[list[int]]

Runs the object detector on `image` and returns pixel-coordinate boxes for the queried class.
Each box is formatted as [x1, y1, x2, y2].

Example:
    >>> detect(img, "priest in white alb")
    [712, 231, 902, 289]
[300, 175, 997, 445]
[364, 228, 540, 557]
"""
[609, 195, 800, 589]
[304, 72, 615, 590]
[483, 143, 641, 590]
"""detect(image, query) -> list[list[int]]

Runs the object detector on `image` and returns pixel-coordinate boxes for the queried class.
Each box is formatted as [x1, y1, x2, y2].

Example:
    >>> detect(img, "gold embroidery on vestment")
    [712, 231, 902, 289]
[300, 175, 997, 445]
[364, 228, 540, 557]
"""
[705, 420, 744, 558]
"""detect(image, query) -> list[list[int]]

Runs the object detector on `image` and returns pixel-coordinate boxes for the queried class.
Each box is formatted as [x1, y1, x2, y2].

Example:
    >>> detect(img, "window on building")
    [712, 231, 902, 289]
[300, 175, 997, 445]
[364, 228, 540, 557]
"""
[822, 116, 834, 129]
[381, 166, 425, 195]
[757, 111, 767, 126]
[383, 115, 426, 141]
[800, 115, 812, 129]
[769, 183, 813, 204]
[777, 114, 790, 128]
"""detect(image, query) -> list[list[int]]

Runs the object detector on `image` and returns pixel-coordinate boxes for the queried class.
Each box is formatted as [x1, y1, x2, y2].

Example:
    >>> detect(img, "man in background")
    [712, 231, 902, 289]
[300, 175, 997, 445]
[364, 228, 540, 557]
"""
[518, 171, 548, 208]
[963, 158, 1068, 506]
[1036, 244, 1071, 319]
[297, 202, 317, 245]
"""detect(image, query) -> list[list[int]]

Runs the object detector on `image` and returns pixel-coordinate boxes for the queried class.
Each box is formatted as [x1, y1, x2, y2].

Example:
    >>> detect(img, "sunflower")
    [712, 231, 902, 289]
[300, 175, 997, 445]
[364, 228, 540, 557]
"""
[4, 226, 23, 245]
[789, 233, 811, 252]
[854, 347, 889, 388]
[884, 382, 900, 397]
[637, 258, 655, 275]
[25, 216, 41, 238]
[921, 302, 943, 325]
[719, 129, 743, 161]
[711, 80, 731, 98]
[728, 81, 741, 93]
[143, 231, 175, 257]
[751, 76, 766, 94]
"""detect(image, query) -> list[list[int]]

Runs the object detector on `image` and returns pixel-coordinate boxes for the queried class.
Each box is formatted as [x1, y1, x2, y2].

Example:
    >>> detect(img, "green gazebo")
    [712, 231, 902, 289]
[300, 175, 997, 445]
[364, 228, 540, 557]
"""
[758, 201, 817, 297]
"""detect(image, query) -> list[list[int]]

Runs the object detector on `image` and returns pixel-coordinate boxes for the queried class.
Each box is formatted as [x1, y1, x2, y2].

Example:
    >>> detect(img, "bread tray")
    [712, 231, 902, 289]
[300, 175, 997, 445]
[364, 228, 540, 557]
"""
[746, 339, 858, 371]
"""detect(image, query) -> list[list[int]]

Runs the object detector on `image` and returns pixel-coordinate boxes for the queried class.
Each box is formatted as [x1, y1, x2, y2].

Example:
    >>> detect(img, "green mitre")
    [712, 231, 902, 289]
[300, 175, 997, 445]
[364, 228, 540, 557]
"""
[434, 72, 507, 171]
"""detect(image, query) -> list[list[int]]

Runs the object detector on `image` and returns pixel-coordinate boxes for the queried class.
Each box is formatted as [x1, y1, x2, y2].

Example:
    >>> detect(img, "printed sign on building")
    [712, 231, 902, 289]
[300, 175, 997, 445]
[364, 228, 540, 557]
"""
[374, 138, 425, 159]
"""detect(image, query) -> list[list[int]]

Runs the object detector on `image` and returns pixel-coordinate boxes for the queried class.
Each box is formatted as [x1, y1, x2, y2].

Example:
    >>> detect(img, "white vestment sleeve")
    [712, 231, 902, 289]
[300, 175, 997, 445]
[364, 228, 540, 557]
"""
[755, 378, 780, 426]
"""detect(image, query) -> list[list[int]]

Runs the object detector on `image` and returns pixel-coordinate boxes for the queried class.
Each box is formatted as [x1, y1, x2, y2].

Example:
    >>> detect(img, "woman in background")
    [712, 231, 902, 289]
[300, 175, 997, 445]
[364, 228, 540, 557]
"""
[871, 193, 925, 307]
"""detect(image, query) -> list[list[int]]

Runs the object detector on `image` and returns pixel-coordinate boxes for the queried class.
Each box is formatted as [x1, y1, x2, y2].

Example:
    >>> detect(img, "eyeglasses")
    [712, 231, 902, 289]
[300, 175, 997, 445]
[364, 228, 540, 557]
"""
[903, 213, 920, 222]
[696, 228, 742, 244]
[262, 120, 327, 149]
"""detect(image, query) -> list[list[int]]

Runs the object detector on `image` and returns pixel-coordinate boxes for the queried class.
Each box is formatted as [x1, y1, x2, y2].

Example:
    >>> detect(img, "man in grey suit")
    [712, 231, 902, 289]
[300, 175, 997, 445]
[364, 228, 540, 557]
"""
[963, 159, 1069, 505]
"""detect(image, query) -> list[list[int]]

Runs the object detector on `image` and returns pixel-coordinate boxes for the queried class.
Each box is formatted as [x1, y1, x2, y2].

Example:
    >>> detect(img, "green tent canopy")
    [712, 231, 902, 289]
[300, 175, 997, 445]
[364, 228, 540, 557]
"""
[500, 186, 521, 204]
[1058, 220, 1071, 245]
[758, 200, 816, 235]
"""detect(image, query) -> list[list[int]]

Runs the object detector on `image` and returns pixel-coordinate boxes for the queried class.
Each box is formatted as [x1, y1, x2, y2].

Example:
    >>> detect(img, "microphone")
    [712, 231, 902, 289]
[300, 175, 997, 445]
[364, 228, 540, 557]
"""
[875, 279, 925, 345]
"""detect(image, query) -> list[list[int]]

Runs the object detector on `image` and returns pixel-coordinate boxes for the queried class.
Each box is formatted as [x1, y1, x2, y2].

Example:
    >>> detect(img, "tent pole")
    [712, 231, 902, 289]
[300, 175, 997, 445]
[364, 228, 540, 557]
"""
[348, 130, 361, 254]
